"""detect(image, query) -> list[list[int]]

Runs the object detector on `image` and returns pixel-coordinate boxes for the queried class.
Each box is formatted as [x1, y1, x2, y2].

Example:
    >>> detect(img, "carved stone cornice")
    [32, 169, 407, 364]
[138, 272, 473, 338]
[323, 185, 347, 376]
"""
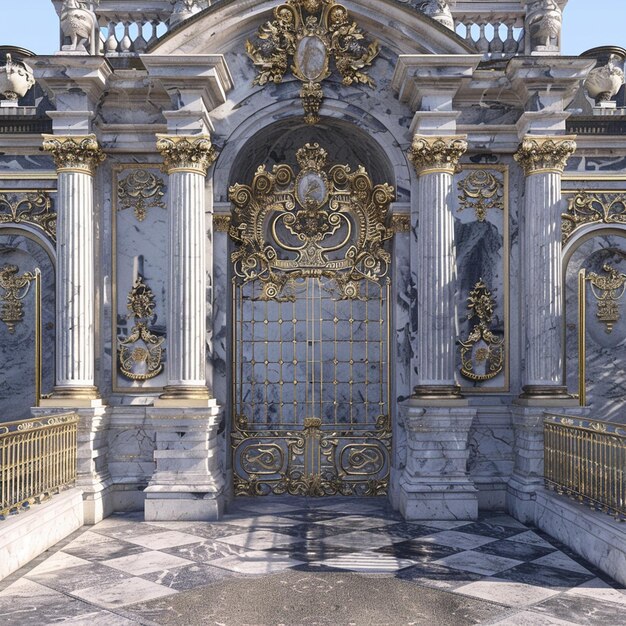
[514, 135, 577, 176]
[42, 134, 106, 176]
[156, 134, 217, 175]
[408, 135, 468, 176]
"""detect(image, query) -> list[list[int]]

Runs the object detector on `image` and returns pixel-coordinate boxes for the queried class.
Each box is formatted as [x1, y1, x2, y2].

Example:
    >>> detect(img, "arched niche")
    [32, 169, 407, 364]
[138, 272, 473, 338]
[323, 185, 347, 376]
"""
[0, 228, 56, 421]
[563, 226, 626, 421]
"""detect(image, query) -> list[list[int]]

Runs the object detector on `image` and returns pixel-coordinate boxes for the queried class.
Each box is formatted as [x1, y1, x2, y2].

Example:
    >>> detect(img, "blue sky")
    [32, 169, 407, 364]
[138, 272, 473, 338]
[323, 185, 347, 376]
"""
[0, 0, 624, 56]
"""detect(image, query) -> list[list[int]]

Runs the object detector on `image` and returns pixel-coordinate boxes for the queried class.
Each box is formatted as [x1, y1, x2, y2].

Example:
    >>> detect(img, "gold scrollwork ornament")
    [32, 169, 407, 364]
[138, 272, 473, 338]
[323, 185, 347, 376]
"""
[117, 276, 164, 381]
[562, 193, 626, 243]
[229, 142, 395, 300]
[0, 264, 35, 333]
[459, 279, 504, 381]
[457, 170, 504, 222]
[0, 192, 56, 242]
[117, 170, 166, 222]
[586, 263, 626, 333]
[246, 0, 380, 124]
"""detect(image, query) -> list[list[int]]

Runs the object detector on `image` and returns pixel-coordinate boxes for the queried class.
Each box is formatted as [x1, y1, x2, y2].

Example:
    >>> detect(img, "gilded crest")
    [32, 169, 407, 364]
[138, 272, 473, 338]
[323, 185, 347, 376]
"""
[117, 276, 164, 381]
[459, 279, 504, 382]
[228, 143, 395, 300]
[246, 0, 380, 123]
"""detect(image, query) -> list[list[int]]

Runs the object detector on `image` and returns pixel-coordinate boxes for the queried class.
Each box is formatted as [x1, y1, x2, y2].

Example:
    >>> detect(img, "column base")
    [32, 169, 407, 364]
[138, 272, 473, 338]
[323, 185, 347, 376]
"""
[396, 481, 478, 521]
[144, 490, 224, 522]
[154, 385, 212, 408]
[412, 384, 462, 400]
[519, 385, 570, 400]
[40, 386, 103, 408]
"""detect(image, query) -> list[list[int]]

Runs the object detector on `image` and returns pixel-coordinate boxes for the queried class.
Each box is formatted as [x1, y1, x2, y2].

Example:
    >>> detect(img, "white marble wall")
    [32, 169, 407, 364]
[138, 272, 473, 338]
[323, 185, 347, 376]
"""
[565, 234, 626, 421]
[0, 235, 55, 421]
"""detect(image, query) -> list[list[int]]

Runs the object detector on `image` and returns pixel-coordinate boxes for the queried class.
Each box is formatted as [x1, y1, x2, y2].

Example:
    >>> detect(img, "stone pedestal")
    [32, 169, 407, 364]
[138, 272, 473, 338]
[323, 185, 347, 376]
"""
[154, 134, 216, 406]
[507, 400, 583, 523]
[145, 404, 224, 521]
[394, 401, 478, 520]
[408, 135, 467, 398]
[515, 135, 576, 399]
[40, 134, 105, 405]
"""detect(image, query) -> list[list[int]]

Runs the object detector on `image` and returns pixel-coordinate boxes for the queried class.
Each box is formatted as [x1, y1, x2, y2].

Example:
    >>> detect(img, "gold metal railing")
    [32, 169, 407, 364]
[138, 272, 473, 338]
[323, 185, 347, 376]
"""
[0, 413, 79, 520]
[544, 414, 626, 521]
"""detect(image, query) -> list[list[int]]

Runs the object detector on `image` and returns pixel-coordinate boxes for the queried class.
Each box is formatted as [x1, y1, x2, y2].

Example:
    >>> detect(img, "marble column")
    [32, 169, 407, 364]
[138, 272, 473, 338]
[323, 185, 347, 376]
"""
[155, 134, 216, 406]
[409, 134, 467, 398]
[41, 134, 105, 403]
[515, 135, 577, 398]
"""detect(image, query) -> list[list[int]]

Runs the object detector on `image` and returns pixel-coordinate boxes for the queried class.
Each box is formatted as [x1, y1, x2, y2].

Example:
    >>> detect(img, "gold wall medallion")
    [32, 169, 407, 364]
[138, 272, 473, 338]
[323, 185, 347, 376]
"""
[117, 170, 166, 222]
[459, 279, 504, 382]
[246, 0, 380, 124]
[457, 170, 504, 222]
[586, 264, 626, 334]
[229, 143, 394, 497]
[117, 275, 164, 381]
[0, 264, 36, 333]
[0, 191, 57, 242]
[562, 192, 626, 244]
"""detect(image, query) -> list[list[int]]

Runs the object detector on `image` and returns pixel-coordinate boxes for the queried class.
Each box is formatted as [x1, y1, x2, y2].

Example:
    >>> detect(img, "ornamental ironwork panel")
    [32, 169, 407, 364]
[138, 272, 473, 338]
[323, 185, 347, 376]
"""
[229, 143, 394, 497]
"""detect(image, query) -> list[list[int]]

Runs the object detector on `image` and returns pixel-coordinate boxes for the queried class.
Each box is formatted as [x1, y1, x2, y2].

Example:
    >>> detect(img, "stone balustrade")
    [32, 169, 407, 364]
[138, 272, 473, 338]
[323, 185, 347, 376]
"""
[49, 0, 549, 58]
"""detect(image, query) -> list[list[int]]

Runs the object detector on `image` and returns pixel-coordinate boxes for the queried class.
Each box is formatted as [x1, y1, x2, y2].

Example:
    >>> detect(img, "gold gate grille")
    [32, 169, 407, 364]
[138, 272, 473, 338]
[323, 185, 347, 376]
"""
[229, 143, 395, 497]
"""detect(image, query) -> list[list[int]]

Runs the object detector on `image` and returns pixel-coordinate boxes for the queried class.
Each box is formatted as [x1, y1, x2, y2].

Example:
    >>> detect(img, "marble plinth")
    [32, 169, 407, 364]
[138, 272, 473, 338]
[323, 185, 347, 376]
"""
[507, 401, 583, 523]
[393, 401, 478, 520]
[0, 488, 83, 582]
[534, 488, 626, 586]
[144, 404, 224, 521]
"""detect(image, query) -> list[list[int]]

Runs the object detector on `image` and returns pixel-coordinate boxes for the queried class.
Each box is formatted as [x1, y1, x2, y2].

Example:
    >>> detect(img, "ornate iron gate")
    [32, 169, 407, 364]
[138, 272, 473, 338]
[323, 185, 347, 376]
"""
[229, 143, 394, 496]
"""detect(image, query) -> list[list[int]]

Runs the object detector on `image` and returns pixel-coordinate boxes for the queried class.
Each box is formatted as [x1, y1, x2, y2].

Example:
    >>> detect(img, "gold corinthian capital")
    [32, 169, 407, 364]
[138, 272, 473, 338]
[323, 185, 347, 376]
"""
[156, 134, 217, 175]
[408, 135, 468, 176]
[42, 134, 106, 176]
[514, 135, 577, 176]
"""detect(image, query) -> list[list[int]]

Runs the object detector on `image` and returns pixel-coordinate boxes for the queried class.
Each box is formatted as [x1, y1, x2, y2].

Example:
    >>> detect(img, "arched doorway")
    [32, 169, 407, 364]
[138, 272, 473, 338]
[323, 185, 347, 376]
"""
[228, 141, 395, 496]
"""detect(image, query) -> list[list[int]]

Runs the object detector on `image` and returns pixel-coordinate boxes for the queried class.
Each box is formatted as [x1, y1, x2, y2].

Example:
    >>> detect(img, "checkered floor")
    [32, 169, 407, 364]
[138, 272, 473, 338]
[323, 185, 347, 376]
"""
[0, 497, 624, 625]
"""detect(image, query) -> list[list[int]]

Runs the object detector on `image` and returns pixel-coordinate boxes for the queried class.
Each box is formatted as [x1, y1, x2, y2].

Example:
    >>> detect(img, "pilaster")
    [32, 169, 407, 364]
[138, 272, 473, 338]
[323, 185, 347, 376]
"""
[154, 134, 217, 407]
[515, 135, 576, 398]
[40, 134, 105, 407]
[409, 134, 467, 398]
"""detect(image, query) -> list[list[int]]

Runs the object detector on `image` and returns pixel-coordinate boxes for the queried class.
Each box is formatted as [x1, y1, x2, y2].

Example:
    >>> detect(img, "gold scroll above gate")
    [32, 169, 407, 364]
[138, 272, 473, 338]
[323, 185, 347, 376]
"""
[229, 142, 395, 297]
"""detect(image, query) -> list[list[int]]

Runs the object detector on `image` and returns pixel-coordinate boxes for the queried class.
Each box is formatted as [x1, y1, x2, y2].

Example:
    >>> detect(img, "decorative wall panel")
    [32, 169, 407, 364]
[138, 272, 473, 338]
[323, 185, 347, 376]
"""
[112, 165, 168, 392]
[454, 165, 509, 393]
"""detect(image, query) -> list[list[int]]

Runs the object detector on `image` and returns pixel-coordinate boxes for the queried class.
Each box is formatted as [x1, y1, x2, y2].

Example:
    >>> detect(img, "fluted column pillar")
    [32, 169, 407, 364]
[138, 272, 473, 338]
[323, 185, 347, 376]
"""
[155, 134, 216, 406]
[409, 135, 467, 399]
[515, 135, 576, 398]
[42, 134, 105, 402]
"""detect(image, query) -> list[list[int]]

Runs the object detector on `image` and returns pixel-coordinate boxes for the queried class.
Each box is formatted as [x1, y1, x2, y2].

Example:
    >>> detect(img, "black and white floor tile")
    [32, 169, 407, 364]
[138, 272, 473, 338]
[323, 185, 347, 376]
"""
[0, 497, 624, 625]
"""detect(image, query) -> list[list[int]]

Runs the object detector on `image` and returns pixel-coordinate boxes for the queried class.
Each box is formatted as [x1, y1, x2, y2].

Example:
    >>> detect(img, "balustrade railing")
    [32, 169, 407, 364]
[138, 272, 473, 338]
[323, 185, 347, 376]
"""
[544, 414, 626, 521]
[0, 413, 79, 520]
[455, 16, 525, 57]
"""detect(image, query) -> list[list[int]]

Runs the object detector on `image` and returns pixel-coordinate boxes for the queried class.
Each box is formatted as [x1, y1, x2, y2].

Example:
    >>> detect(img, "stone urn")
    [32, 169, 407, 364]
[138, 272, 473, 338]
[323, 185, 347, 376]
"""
[0, 53, 35, 102]
[581, 46, 626, 106]
[418, 1, 455, 31]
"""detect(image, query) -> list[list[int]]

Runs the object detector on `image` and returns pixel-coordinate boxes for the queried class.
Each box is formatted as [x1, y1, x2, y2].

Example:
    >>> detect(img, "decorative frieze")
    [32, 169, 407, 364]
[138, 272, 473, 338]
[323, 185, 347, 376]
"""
[408, 135, 468, 176]
[457, 170, 504, 222]
[0, 191, 56, 242]
[514, 135, 577, 176]
[390, 213, 411, 233]
[42, 134, 106, 176]
[117, 170, 166, 222]
[155, 134, 217, 175]
[562, 192, 626, 244]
